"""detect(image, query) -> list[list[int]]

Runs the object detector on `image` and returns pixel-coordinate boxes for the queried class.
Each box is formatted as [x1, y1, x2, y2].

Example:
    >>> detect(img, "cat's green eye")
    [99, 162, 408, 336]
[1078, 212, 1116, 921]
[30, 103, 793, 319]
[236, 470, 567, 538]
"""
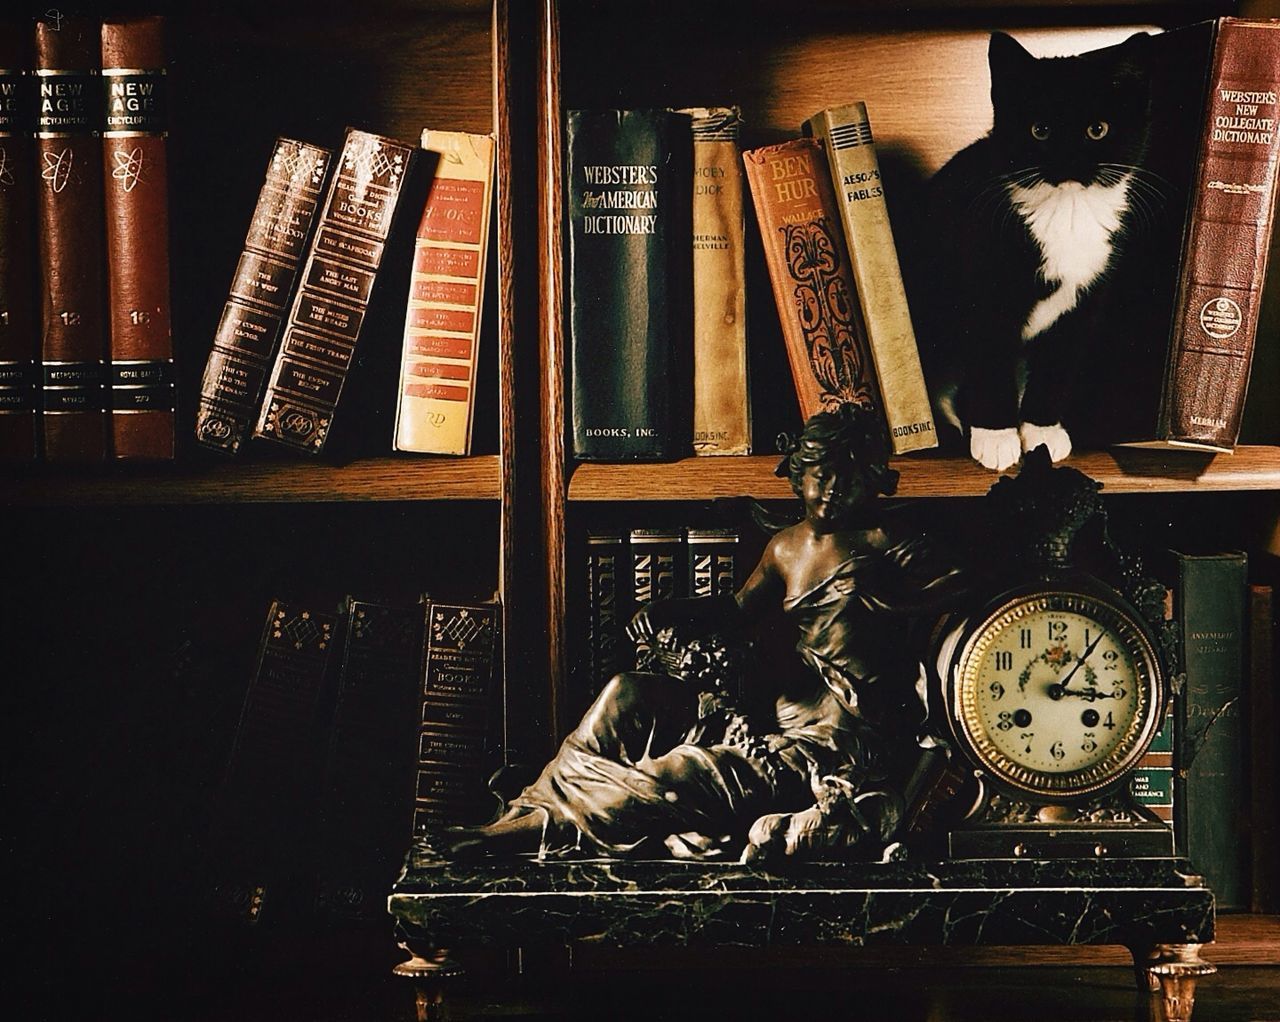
[1087, 121, 1110, 140]
[1030, 123, 1051, 141]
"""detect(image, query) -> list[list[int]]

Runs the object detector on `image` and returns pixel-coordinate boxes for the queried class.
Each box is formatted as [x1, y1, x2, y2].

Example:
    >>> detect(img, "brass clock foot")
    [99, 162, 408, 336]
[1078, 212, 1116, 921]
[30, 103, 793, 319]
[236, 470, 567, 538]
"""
[393, 943, 465, 1022]
[1137, 943, 1216, 1022]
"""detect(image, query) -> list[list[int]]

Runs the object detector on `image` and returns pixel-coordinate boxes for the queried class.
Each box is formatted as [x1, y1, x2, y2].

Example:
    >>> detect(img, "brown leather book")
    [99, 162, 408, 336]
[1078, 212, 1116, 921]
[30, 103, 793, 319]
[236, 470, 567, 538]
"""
[195, 138, 332, 455]
[0, 27, 37, 461]
[208, 598, 339, 924]
[254, 128, 418, 455]
[742, 138, 878, 423]
[413, 595, 500, 832]
[102, 16, 172, 460]
[317, 597, 421, 919]
[1159, 19, 1280, 452]
[35, 14, 106, 463]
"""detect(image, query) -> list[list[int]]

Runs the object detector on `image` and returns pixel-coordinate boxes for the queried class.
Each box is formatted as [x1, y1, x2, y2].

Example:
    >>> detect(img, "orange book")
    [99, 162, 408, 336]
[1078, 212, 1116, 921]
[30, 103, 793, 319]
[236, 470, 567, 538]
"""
[742, 138, 877, 421]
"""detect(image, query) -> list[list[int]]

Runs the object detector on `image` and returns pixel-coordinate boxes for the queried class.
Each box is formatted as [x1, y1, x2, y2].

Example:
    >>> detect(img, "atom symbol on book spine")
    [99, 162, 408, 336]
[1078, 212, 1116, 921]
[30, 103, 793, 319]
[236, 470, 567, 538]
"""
[41, 148, 72, 193]
[111, 147, 144, 192]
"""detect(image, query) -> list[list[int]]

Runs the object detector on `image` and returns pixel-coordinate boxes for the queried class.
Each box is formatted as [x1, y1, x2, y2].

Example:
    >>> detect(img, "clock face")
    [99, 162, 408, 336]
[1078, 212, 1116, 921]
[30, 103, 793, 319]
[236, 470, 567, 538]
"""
[951, 590, 1162, 801]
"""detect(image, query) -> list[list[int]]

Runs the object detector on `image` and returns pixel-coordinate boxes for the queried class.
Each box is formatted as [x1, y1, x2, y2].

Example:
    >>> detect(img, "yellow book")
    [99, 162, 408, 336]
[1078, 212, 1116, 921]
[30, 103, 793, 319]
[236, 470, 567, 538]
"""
[806, 102, 936, 454]
[681, 107, 750, 455]
[394, 130, 495, 455]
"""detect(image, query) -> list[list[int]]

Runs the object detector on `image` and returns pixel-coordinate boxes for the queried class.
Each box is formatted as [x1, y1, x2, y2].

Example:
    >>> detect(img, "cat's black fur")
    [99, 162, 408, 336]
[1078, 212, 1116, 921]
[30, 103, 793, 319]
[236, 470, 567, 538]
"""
[917, 32, 1170, 469]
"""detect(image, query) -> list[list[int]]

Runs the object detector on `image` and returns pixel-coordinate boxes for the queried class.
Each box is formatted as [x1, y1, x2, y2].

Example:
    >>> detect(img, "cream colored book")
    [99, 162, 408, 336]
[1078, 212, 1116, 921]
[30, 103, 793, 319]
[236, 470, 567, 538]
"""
[393, 130, 495, 454]
[806, 102, 936, 454]
[681, 107, 750, 455]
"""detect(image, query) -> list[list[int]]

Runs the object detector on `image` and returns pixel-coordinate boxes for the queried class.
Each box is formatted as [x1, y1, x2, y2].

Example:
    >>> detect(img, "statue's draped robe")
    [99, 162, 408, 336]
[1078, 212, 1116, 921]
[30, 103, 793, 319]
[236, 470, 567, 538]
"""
[511, 534, 958, 856]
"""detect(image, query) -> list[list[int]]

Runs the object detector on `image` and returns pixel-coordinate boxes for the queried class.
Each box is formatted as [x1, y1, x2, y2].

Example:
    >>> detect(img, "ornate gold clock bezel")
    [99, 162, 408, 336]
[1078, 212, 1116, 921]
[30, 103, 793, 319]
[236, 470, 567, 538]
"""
[948, 587, 1164, 803]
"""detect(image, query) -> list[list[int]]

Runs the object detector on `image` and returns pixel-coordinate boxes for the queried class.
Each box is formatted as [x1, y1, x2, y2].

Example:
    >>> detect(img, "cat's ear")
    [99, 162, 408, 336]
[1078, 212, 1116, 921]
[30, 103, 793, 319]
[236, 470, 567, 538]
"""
[1110, 31, 1152, 84]
[988, 31, 1036, 80]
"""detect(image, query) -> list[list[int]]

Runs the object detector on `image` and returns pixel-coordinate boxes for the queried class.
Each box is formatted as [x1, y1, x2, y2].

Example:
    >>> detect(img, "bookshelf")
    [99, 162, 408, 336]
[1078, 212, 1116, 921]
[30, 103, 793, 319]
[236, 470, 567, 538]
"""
[567, 448, 1280, 501]
[530, 0, 1280, 982]
[0, 455, 503, 505]
[5, 0, 1279, 1014]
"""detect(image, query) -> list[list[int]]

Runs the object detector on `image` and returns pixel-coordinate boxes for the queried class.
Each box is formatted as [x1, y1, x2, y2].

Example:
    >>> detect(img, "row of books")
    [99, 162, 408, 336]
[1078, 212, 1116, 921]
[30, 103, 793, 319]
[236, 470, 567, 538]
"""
[579, 526, 740, 713]
[0, 13, 499, 466]
[1151, 551, 1278, 914]
[194, 128, 495, 459]
[1, 14, 175, 463]
[206, 593, 501, 925]
[567, 18, 1280, 464]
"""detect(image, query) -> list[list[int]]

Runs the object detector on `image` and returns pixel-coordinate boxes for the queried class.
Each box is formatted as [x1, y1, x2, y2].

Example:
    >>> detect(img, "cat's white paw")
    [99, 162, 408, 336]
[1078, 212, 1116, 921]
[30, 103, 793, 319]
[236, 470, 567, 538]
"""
[970, 427, 1022, 471]
[1019, 422, 1072, 462]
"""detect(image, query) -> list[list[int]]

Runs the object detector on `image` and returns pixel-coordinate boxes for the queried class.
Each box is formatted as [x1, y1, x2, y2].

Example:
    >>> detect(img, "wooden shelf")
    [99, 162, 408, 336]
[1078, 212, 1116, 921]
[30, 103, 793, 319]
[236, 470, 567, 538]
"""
[567, 446, 1280, 501]
[0, 455, 503, 506]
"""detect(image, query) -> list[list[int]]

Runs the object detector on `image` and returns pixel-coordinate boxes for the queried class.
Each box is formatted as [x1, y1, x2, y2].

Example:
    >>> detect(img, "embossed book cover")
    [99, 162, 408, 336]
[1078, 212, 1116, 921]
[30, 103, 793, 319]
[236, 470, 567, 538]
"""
[196, 138, 332, 455]
[102, 15, 173, 460]
[35, 14, 107, 462]
[255, 128, 418, 455]
[742, 138, 878, 426]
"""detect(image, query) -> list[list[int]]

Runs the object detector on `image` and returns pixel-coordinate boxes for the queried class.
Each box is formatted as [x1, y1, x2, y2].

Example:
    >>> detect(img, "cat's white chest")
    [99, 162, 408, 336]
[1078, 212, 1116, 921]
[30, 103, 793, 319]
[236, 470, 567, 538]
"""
[1009, 176, 1131, 340]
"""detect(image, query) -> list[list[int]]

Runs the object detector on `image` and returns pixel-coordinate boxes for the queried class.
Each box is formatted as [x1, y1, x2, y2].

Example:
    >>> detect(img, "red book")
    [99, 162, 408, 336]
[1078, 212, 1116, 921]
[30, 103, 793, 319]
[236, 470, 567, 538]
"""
[102, 16, 173, 460]
[742, 138, 878, 422]
[35, 14, 107, 462]
[1158, 19, 1280, 451]
[0, 26, 37, 461]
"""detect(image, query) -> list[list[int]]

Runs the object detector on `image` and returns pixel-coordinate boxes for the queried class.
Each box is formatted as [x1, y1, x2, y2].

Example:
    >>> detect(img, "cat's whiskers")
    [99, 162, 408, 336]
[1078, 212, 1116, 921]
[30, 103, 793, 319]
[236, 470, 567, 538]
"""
[965, 167, 1042, 231]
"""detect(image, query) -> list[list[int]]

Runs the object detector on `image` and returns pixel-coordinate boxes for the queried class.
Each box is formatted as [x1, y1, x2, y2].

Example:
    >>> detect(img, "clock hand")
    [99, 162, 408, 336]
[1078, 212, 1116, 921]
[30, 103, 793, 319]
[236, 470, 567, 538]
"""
[1054, 631, 1105, 692]
[1058, 685, 1124, 702]
[1045, 631, 1107, 701]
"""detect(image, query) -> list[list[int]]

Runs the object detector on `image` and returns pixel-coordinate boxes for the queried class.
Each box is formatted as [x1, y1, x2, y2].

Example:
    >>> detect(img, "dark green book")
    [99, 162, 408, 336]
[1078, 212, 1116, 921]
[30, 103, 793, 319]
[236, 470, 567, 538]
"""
[1166, 550, 1249, 909]
[566, 109, 693, 461]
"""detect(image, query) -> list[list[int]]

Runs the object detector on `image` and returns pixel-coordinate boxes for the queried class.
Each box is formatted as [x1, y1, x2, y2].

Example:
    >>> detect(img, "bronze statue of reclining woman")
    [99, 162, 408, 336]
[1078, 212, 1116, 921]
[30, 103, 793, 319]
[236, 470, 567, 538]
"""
[446, 405, 964, 863]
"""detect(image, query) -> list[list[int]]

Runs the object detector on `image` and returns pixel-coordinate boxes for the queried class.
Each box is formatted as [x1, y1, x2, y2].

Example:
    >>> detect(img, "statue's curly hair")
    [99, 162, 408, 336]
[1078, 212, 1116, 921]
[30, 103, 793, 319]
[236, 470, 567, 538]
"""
[775, 403, 899, 498]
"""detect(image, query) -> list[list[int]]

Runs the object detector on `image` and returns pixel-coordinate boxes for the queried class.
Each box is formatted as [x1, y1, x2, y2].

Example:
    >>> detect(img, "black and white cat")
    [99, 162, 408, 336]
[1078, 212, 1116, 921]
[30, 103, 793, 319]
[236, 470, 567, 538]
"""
[920, 31, 1160, 471]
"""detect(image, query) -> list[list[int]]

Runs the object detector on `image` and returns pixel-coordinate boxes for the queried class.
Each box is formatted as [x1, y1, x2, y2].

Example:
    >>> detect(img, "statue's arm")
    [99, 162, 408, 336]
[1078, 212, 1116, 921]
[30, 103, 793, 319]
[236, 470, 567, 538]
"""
[626, 533, 786, 645]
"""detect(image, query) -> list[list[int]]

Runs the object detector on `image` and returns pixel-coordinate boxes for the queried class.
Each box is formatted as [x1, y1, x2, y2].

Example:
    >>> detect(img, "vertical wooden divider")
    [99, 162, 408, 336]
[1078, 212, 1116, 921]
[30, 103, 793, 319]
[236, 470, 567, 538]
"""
[495, 0, 555, 769]
[538, 0, 569, 743]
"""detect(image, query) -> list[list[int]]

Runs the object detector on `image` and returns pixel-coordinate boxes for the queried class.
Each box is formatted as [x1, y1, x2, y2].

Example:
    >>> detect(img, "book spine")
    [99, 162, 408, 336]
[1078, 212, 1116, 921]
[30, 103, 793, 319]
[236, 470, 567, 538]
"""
[567, 109, 693, 461]
[255, 128, 417, 454]
[585, 531, 627, 702]
[743, 138, 877, 422]
[1248, 582, 1276, 913]
[101, 17, 173, 460]
[807, 103, 936, 455]
[0, 38, 37, 461]
[195, 139, 332, 455]
[413, 597, 500, 832]
[316, 598, 422, 920]
[1172, 550, 1248, 909]
[35, 15, 107, 463]
[685, 527, 738, 598]
[683, 107, 750, 456]
[1129, 707, 1175, 824]
[1159, 19, 1280, 451]
[212, 599, 338, 924]
[631, 528, 683, 609]
[393, 130, 494, 455]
